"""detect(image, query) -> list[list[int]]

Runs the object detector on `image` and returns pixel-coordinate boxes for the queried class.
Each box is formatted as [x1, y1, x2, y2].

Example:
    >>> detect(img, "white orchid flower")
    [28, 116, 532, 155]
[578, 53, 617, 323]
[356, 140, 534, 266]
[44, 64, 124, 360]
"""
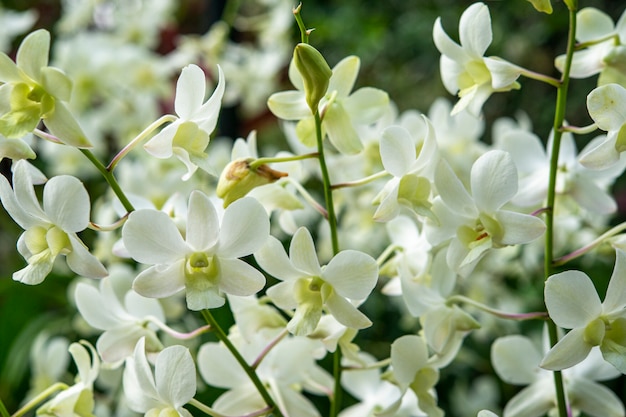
[254, 226, 378, 336]
[380, 334, 443, 417]
[555, 7, 626, 85]
[580, 83, 626, 169]
[0, 29, 90, 146]
[123, 337, 196, 417]
[75, 275, 166, 363]
[433, 3, 523, 115]
[144, 64, 225, 180]
[541, 248, 626, 373]
[268, 55, 389, 154]
[427, 150, 546, 276]
[496, 127, 625, 214]
[493, 332, 624, 417]
[373, 116, 439, 222]
[198, 332, 332, 417]
[0, 160, 107, 285]
[25, 334, 70, 402]
[339, 352, 423, 417]
[37, 341, 100, 417]
[122, 192, 269, 310]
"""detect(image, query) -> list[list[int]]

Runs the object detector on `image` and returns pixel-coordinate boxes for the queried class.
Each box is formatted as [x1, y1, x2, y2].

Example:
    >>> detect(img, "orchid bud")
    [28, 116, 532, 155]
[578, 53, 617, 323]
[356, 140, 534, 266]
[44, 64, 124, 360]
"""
[293, 43, 332, 113]
[216, 158, 288, 207]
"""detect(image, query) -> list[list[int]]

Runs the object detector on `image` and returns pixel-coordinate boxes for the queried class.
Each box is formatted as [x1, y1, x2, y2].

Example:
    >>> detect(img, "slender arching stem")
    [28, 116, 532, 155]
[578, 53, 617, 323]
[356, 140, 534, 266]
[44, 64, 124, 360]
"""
[200, 309, 284, 417]
[79, 148, 135, 213]
[544, 4, 578, 417]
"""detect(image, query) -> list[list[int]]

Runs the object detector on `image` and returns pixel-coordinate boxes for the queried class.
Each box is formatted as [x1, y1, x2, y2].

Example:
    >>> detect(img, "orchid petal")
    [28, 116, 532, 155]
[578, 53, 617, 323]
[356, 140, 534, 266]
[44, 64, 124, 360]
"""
[16, 29, 49, 80]
[545, 270, 602, 328]
[155, 345, 196, 407]
[587, 84, 626, 132]
[132, 260, 186, 299]
[43, 175, 89, 232]
[217, 258, 265, 297]
[174, 64, 206, 120]
[433, 18, 467, 65]
[576, 8, 615, 42]
[197, 342, 247, 388]
[123, 209, 189, 264]
[434, 159, 475, 218]
[491, 335, 542, 385]
[255, 236, 302, 281]
[290, 227, 322, 276]
[218, 197, 269, 258]
[380, 126, 416, 177]
[322, 285, 371, 329]
[603, 248, 626, 313]
[267, 91, 311, 120]
[186, 191, 219, 251]
[343, 87, 389, 124]
[471, 150, 518, 213]
[459, 3, 492, 57]
[496, 210, 545, 245]
[391, 335, 428, 389]
[66, 234, 107, 279]
[323, 250, 378, 300]
[540, 327, 593, 370]
[144, 122, 178, 158]
[328, 56, 359, 97]
[569, 377, 626, 417]
[502, 378, 555, 417]
[324, 102, 363, 155]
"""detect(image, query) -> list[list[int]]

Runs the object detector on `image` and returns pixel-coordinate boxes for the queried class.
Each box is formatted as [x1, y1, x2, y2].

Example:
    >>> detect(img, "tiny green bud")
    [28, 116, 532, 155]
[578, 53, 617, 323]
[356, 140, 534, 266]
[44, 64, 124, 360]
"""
[216, 158, 288, 207]
[293, 43, 332, 113]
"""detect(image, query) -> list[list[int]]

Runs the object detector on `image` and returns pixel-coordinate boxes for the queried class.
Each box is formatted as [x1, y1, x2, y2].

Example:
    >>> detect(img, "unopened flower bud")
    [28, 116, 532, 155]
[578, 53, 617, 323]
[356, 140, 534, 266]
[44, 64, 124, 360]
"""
[216, 158, 288, 207]
[293, 43, 332, 113]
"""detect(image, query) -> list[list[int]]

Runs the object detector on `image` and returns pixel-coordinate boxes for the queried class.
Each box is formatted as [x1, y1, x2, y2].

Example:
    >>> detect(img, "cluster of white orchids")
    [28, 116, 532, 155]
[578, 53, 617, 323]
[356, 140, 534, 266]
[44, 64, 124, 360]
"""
[1, 0, 626, 416]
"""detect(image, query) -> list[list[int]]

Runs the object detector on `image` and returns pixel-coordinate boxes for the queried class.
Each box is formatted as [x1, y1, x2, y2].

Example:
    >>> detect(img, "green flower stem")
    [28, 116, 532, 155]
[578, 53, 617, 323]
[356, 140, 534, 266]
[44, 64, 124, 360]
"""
[200, 309, 284, 417]
[11, 383, 68, 417]
[314, 112, 340, 256]
[33, 128, 136, 214]
[331, 170, 389, 190]
[313, 109, 341, 416]
[293, 3, 310, 44]
[553, 221, 626, 266]
[251, 328, 289, 370]
[145, 316, 211, 340]
[107, 114, 177, 171]
[343, 358, 391, 371]
[80, 148, 135, 213]
[32, 128, 63, 144]
[519, 68, 562, 88]
[376, 244, 402, 267]
[576, 33, 618, 50]
[285, 177, 328, 218]
[560, 122, 597, 134]
[544, 5, 578, 417]
[293, 7, 341, 415]
[248, 152, 319, 170]
[189, 398, 272, 417]
[87, 214, 129, 232]
[447, 295, 548, 321]
[0, 398, 9, 417]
